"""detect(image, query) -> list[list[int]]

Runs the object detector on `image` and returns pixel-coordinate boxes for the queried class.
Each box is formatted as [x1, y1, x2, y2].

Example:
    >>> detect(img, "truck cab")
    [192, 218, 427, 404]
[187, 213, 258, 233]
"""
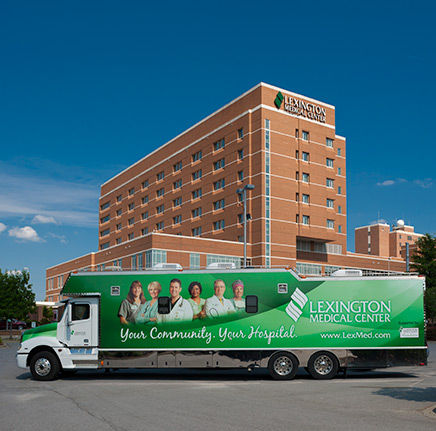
[16, 296, 100, 380]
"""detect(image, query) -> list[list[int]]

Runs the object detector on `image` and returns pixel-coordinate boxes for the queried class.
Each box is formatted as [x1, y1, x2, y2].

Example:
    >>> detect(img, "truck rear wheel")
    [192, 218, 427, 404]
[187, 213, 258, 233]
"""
[30, 351, 60, 381]
[308, 352, 338, 380]
[268, 352, 298, 380]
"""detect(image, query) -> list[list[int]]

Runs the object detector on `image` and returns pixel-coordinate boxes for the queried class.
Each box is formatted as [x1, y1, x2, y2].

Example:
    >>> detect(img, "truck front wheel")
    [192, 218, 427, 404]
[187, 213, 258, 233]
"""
[30, 351, 60, 381]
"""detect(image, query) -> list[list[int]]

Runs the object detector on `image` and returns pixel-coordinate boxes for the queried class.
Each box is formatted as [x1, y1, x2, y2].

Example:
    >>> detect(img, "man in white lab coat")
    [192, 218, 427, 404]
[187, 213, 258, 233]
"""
[157, 278, 193, 323]
[205, 279, 236, 318]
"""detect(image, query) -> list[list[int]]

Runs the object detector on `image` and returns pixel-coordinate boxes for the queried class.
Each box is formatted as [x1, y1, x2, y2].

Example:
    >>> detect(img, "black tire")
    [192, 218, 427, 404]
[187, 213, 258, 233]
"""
[268, 352, 299, 380]
[18, 325, 24, 330]
[308, 351, 339, 380]
[30, 351, 60, 381]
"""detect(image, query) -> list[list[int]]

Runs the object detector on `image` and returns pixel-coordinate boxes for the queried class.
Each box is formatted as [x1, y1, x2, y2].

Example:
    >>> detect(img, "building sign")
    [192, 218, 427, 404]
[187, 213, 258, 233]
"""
[274, 91, 326, 123]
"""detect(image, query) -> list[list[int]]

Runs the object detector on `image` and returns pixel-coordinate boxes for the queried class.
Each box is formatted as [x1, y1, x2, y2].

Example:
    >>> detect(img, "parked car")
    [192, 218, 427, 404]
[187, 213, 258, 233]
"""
[0, 319, 27, 330]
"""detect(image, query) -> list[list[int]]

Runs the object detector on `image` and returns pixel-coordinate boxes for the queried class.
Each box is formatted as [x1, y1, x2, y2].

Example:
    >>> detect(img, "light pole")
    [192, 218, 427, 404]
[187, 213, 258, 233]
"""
[237, 184, 255, 268]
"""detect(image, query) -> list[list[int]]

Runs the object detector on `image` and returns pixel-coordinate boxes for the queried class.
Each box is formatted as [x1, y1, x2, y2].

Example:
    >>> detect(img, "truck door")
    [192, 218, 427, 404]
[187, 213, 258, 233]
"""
[57, 297, 99, 347]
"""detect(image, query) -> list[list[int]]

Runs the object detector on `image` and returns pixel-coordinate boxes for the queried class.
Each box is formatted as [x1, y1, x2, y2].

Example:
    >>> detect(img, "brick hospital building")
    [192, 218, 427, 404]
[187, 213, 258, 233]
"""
[46, 83, 418, 301]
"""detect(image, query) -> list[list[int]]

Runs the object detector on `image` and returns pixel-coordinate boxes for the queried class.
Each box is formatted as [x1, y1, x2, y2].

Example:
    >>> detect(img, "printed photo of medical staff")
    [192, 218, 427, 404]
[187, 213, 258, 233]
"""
[204, 279, 236, 318]
[118, 278, 247, 325]
[136, 281, 161, 324]
[156, 278, 194, 323]
[117, 280, 146, 325]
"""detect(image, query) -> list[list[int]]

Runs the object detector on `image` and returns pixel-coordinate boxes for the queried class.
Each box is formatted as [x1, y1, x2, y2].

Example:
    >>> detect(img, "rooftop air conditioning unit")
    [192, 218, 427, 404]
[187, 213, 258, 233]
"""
[151, 263, 183, 271]
[206, 262, 236, 270]
[103, 266, 122, 271]
[331, 269, 363, 277]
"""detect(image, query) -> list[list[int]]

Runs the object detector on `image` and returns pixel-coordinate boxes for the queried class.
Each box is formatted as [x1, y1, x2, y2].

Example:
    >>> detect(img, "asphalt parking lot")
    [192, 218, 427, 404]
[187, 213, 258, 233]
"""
[1, 340, 435, 431]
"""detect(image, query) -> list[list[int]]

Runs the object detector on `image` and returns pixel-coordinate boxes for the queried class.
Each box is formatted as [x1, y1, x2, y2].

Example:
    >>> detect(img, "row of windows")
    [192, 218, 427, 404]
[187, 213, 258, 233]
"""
[296, 172, 343, 194]
[92, 250, 246, 272]
[296, 214, 342, 232]
[106, 252, 248, 272]
[104, 210, 256, 245]
[107, 191, 343, 236]
[100, 147, 244, 211]
[296, 151, 339, 170]
[100, 148, 244, 212]
[295, 130, 340, 154]
[296, 242, 343, 255]
[101, 167, 244, 214]
[104, 174, 243, 221]
[100, 138, 340, 212]
[296, 194, 342, 211]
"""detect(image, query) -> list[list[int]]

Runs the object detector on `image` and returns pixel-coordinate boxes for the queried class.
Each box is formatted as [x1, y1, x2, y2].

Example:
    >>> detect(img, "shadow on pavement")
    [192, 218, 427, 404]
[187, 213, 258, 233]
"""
[374, 387, 436, 402]
[16, 367, 419, 383]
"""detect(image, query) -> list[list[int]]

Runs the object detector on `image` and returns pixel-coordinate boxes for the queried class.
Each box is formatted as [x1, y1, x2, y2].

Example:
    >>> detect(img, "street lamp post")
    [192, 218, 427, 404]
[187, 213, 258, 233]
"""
[237, 184, 255, 268]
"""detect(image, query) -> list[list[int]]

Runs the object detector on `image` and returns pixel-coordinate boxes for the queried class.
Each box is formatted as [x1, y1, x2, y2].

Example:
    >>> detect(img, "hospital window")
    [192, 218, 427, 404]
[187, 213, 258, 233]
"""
[213, 138, 225, 151]
[192, 169, 202, 181]
[190, 253, 200, 269]
[192, 150, 202, 162]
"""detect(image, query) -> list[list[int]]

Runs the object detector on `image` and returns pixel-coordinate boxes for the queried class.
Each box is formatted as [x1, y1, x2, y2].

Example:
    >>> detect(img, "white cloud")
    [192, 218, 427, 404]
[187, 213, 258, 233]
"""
[0, 162, 99, 228]
[370, 218, 387, 225]
[0, 222, 6, 233]
[377, 180, 395, 186]
[47, 232, 68, 244]
[8, 226, 44, 242]
[414, 178, 433, 189]
[32, 215, 58, 224]
[376, 177, 433, 189]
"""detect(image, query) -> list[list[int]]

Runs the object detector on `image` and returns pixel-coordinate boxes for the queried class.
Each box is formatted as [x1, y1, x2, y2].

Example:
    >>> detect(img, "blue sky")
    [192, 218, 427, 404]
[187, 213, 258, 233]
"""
[1, 1, 435, 300]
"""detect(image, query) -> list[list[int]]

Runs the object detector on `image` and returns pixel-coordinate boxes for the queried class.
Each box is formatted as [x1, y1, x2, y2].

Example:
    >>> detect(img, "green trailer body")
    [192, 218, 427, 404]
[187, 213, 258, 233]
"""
[17, 268, 427, 381]
[63, 269, 426, 350]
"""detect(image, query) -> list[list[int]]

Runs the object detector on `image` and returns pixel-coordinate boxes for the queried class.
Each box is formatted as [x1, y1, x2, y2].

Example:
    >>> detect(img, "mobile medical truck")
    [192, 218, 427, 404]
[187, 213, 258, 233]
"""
[17, 266, 427, 380]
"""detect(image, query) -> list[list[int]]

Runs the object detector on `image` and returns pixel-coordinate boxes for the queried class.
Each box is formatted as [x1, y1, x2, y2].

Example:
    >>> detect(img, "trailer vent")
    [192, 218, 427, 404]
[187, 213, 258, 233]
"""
[111, 286, 120, 296]
[278, 283, 288, 293]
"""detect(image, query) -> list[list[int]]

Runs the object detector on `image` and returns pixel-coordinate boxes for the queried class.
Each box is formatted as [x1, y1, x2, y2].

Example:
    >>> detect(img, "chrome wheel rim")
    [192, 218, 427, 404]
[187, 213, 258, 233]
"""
[273, 356, 293, 376]
[35, 358, 51, 377]
[314, 355, 333, 375]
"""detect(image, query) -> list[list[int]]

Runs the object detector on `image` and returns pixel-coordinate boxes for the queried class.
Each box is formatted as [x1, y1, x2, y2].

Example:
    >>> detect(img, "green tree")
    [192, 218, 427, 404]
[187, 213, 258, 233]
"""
[411, 233, 436, 320]
[39, 305, 54, 325]
[0, 269, 36, 321]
